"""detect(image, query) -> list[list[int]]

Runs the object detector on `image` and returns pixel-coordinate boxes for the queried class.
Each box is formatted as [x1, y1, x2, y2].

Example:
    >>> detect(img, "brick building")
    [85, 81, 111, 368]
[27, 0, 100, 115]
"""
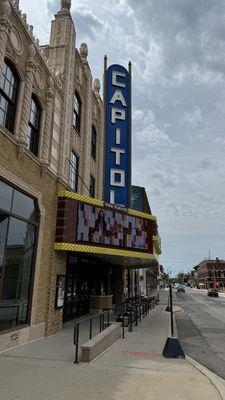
[195, 259, 225, 290]
[0, 0, 104, 350]
[0, 0, 160, 351]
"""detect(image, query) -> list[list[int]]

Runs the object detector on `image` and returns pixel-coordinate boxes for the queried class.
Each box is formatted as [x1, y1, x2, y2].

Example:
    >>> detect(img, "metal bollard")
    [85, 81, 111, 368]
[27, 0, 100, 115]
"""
[129, 310, 133, 332]
[122, 309, 125, 339]
[100, 314, 102, 332]
[90, 317, 93, 340]
[135, 305, 138, 326]
[74, 323, 80, 364]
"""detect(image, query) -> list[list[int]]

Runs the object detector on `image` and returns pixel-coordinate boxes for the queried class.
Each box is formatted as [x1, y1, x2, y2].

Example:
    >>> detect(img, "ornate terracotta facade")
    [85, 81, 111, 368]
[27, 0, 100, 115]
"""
[0, 0, 104, 350]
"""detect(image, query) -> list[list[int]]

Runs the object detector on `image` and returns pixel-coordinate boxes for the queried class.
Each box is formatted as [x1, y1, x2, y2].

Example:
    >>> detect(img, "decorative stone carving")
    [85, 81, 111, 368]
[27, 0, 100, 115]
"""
[76, 65, 83, 86]
[9, 24, 23, 55]
[93, 79, 100, 95]
[0, 0, 11, 17]
[93, 104, 98, 122]
[27, 43, 36, 59]
[61, 0, 71, 11]
[28, 25, 33, 37]
[11, 0, 19, 12]
[79, 43, 88, 63]
[21, 13, 27, 26]
[48, 76, 54, 90]
[34, 64, 45, 89]
[54, 70, 63, 89]
[42, 77, 55, 166]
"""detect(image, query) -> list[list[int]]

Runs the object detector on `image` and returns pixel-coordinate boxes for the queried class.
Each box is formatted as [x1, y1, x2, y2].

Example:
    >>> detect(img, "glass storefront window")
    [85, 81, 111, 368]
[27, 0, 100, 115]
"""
[0, 179, 38, 333]
[0, 215, 9, 310]
[0, 214, 8, 269]
[0, 181, 13, 212]
[12, 190, 36, 221]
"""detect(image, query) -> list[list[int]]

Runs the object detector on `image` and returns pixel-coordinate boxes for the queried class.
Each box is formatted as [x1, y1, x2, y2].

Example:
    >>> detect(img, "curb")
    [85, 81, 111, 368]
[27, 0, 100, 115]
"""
[173, 305, 225, 400]
[186, 356, 225, 400]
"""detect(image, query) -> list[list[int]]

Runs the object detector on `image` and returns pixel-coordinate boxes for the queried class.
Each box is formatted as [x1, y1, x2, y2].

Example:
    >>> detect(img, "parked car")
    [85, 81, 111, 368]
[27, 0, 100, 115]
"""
[177, 285, 185, 293]
[207, 289, 218, 297]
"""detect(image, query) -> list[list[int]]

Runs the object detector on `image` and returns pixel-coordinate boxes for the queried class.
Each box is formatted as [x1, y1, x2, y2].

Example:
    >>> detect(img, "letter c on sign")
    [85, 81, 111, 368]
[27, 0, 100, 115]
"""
[112, 71, 126, 88]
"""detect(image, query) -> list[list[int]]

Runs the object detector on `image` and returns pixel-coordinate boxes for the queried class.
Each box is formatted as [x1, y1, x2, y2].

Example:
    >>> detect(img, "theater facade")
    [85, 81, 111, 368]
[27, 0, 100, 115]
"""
[53, 191, 157, 323]
[0, 0, 160, 351]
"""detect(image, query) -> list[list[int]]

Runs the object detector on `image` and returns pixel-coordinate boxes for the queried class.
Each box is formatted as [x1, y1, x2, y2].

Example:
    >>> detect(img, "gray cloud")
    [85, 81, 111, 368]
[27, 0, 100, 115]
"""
[71, 4, 104, 40]
[126, 0, 225, 85]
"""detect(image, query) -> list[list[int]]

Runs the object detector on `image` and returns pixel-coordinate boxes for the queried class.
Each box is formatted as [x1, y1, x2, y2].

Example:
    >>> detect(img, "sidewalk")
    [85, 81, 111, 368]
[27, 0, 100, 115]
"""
[0, 290, 225, 400]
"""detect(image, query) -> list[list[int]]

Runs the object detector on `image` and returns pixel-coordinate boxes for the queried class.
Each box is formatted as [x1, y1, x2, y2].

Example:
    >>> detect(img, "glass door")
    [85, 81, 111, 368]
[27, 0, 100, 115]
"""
[63, 275, 77, 322]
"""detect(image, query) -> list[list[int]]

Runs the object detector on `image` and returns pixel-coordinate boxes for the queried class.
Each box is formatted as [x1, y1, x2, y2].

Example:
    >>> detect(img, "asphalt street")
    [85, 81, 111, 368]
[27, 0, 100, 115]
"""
[175, 288, 225, 380]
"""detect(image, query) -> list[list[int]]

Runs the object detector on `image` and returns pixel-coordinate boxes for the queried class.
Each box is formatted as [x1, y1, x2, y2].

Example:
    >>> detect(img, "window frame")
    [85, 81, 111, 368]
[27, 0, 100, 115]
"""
[73, 91, 82, 135]
[91, 125, 97, 160]
[90, 175, 95, 198]
[0, 59, 19, 134]
[0, 178, 40, 335]
[70, 151, 79, 192]
[27, 95, 41, 157]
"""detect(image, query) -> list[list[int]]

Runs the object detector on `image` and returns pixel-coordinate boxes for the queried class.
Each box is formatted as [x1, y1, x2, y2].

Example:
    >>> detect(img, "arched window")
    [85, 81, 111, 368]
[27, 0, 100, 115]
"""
[27, 95, 41, 156]
[0, 60, 19, 133]
[73, 91, 81, 134]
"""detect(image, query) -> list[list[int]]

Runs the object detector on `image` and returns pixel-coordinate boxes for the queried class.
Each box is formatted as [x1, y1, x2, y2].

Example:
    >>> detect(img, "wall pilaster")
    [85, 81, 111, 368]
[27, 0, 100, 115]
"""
[18, 44, 36, 150]
[42, 77, 55, 166]
[80, 43, 92, 196]
[0, 0, 11, 76]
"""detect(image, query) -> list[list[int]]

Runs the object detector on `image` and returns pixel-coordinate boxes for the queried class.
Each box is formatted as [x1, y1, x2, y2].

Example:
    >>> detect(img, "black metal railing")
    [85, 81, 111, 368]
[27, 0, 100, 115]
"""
[73, 294, 160, 364]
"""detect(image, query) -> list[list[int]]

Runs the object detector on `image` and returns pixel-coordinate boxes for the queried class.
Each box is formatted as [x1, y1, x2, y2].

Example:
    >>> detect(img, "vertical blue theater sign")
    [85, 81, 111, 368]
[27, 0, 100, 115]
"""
[104, 60, 132, 208]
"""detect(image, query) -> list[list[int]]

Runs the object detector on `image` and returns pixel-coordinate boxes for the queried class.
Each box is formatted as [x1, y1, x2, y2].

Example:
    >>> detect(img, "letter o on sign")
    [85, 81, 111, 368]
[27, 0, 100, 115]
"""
[110, 169, 125, 187]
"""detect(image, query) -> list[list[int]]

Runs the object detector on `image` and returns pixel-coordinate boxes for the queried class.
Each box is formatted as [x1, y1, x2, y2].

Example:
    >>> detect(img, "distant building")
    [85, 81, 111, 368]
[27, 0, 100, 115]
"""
[131, 186, 152, 214]
[195, 259, 225, 290]
[125, 186, 162, 297]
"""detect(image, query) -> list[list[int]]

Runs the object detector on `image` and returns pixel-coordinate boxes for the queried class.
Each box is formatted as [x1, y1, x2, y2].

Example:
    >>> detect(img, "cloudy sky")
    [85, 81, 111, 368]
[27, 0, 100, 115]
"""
[20, 0, 225, 275]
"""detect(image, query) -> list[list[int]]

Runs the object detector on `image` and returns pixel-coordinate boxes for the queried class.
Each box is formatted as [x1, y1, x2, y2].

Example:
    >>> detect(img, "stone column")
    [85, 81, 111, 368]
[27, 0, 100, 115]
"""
[93, 79, 104, 200]
[42, 77, 55, 166]
[80, 43, 93, 196]
[18, 44, 36, 149]
[0, 0, 11, 76]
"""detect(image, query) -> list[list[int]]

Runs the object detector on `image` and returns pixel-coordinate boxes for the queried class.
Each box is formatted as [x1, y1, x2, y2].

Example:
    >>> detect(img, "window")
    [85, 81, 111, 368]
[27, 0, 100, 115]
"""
[0, 179, 38, 333]
[91, 126, 97, 160]
[0, 60, 18, 133]
[27, 96, 41, 156]
[73, 91, 81, 134]
[70, 151, 79, 192]
[90, 175, 95, 198]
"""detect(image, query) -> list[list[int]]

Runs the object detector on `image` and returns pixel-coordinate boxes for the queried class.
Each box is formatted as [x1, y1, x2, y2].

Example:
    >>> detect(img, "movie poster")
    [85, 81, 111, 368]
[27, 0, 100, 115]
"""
[55, 275, 65, 309]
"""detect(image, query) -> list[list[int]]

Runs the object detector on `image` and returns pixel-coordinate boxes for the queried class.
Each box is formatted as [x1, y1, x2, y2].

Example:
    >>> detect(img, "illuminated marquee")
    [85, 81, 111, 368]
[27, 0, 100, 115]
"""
[55, 194, 154, 256]
[104, 64, 131, 208]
